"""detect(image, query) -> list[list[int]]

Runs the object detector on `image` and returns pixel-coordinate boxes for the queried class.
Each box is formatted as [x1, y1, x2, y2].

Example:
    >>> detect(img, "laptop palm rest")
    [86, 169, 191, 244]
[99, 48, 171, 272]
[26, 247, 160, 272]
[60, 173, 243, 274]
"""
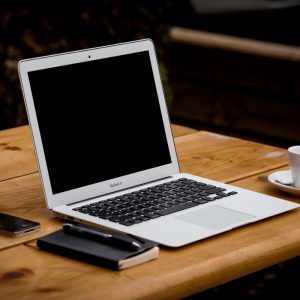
[176, 205, 255, 230]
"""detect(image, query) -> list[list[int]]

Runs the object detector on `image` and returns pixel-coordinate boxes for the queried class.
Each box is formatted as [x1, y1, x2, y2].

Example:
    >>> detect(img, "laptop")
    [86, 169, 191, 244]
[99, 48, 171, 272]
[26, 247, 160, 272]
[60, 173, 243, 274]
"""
[18, 39, 299, 247]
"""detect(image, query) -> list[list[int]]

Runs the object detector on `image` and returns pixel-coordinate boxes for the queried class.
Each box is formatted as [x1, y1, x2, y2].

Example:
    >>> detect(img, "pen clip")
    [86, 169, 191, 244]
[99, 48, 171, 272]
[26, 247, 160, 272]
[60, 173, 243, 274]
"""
[127, 234, 146, 244]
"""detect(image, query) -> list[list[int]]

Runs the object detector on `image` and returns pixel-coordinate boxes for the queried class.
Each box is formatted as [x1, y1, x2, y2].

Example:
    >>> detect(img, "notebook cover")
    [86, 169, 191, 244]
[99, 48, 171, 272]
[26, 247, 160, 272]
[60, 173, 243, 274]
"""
[37, 229, 158, 270]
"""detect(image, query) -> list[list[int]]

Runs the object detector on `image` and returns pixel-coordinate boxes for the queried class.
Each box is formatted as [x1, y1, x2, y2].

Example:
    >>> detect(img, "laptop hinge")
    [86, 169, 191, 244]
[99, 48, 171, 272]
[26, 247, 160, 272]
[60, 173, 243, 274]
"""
[67, 176, 174, 206]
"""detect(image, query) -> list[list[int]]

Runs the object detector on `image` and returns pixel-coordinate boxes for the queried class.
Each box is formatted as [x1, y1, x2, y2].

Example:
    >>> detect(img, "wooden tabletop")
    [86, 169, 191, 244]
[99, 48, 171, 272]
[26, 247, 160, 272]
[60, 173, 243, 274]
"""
[0, 125, 299, 300]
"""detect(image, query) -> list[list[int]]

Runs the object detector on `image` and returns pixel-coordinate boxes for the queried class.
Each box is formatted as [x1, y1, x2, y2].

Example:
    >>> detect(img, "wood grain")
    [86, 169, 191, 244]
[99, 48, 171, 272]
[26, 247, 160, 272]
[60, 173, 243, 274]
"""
[0, 126, 38, 182]
[0, 173, 62, 250]
[1, 126, 287, 186]
[1, 194, 300, 300]
[0, 124, 195, 184]
[176, 131, 289, 183]
[171, 124, 197, 137]
[0, 127, 297, 300]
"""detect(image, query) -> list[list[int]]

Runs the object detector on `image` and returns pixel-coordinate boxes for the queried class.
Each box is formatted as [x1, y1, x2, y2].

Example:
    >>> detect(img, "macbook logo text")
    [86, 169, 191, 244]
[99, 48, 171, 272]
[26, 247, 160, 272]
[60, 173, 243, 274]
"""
[109, 182, 123, 188]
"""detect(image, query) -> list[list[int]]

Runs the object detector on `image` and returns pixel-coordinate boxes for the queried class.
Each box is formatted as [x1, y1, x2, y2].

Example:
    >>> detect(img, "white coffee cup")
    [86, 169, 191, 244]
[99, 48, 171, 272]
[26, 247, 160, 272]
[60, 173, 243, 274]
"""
[288, 146, 300, 188]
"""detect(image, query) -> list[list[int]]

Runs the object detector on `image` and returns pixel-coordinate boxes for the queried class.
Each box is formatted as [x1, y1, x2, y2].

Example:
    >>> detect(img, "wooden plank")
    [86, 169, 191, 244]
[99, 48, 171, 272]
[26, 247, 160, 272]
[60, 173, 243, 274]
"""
[0, 244, 171, 300]
[0, 173, 62, 250]
[0, 131, 299, 299]
[1, 184, 300, 300]
[171, 26, 300, 62]
[171, 124, 197, 138]
[0, 126, 37, 182]
[0, 125, 195, 183]
[176, 131, 289, 183]
[1, 126, 285, 186]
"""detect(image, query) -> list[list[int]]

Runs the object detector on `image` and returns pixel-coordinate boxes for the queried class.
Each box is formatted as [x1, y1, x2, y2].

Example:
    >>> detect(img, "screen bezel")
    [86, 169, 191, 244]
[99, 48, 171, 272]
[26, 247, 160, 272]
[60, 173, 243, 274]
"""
[18, 39, 179, 210]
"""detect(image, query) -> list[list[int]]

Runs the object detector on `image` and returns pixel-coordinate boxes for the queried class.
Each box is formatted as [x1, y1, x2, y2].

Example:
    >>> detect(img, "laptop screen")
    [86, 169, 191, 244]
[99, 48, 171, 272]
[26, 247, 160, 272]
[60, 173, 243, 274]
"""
[28, 51, 171, 194]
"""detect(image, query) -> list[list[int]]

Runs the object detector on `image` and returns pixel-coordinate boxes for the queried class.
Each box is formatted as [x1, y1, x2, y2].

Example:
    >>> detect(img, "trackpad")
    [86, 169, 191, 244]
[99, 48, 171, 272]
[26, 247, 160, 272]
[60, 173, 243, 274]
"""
[176, 205, 255, 230]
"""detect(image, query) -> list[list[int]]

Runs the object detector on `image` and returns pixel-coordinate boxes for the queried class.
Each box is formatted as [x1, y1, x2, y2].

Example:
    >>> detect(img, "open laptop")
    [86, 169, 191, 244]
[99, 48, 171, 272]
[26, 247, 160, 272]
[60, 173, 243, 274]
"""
[19, 39, 299, 247]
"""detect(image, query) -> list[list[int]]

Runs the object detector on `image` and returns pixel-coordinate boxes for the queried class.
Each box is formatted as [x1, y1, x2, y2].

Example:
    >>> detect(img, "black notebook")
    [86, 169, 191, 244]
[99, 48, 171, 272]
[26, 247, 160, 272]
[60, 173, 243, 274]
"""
[37, 227, 158, 270]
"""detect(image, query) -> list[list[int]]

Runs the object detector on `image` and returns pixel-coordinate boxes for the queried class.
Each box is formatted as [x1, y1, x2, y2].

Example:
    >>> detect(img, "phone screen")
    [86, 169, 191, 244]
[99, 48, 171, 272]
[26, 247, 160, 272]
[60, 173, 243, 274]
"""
[0, 212, 40, 236]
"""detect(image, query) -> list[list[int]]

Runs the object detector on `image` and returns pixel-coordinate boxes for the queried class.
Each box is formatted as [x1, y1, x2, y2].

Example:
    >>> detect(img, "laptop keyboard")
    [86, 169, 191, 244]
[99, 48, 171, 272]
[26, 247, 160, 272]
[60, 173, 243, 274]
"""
[73, 178, 237, 226]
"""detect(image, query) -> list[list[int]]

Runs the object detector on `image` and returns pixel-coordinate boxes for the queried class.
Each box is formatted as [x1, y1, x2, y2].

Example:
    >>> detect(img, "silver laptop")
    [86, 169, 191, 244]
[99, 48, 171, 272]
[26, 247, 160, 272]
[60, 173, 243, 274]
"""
[18, 39, 299, 247]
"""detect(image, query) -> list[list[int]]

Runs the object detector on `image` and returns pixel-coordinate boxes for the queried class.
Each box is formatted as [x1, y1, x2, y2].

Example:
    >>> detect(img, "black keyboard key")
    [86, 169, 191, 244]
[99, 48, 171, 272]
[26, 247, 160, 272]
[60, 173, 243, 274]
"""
[180, 196, 195, 202]
[113, 215, 131, 222]
[143, 213, 161, 219]
[198, 184, 215, 190]
[77, 209, 89, 214]
[192, 199, 208, 204]
[137, 216, 151, 222]
[156, 201, 198, 216]
[129, 218, 143, 224]
[88, 212, 100, 217]
[201, 196, 214, 202]
[206, 187, 226, 194]
[118, 220, 134, 226]
[197, 193, 208, 199]
[227, 191, 238, 196]
[216, 192, 227, 198]
[98, 214, 112, 220]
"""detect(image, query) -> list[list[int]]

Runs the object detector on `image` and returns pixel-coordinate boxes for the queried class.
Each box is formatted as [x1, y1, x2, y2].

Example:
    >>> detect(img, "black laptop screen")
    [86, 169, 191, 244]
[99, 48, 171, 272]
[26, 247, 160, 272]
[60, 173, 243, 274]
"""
[28, 51, 171, 194]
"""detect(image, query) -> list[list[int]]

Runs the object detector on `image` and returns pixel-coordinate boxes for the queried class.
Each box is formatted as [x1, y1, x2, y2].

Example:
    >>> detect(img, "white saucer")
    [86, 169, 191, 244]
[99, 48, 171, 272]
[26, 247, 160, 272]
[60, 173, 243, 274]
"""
[268, 170, 300, 196]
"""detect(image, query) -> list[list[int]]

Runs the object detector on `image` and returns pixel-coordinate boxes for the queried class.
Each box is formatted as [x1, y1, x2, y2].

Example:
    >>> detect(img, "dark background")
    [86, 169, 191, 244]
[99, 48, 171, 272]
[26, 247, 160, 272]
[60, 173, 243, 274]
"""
[2, 1, 300, 147]
[166, 1, 300, 147]
[0, 0, 171, 130]
[1, 0, 300, 298]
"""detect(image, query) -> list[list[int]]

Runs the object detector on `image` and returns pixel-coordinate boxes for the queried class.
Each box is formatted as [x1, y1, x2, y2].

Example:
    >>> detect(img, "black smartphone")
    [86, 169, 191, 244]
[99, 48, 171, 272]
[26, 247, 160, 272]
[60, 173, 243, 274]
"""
[0, 212, 40, 237]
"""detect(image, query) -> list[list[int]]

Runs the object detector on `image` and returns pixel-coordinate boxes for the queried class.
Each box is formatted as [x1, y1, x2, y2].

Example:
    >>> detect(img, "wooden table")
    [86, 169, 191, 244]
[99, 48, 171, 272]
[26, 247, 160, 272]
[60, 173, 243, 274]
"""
[0, 125, 299, 300]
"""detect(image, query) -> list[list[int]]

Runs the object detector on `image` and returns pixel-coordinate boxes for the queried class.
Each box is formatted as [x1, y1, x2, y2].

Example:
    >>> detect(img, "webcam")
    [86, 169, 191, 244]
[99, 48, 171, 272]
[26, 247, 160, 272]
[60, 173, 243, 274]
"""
[88, 55, 91, 59]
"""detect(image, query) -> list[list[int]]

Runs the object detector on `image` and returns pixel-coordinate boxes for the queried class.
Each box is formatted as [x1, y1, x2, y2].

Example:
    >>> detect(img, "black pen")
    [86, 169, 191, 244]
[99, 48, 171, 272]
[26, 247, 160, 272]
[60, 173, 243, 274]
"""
[63, 223, 141, 251]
